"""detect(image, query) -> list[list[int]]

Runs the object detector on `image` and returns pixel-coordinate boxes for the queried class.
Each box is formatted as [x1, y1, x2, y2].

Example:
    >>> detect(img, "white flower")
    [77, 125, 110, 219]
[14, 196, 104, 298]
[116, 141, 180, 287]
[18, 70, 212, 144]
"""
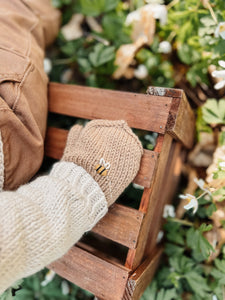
[134, 64, 148, 79]
[158, 41, 172, 53]
[215, 22, 225, 39]
[61, 280, 70, 295]
[125, 4, 167, 27]
[41, 270, 55, 286]
[219, 161, 225, 169]
[212, 60, 225, 90]
[194, 178, 211, 195]
[61, 14, 84, 41]
[156, 230, 164, 243]
[163, 204, 175, 218]
[146, 4, 167, 25]
[43, 58, 52, 75]
[125, 10, 141, 26]
[132, 183, 144, 190]
[179, 194, 198, 214]
[212, 295, 218, 300]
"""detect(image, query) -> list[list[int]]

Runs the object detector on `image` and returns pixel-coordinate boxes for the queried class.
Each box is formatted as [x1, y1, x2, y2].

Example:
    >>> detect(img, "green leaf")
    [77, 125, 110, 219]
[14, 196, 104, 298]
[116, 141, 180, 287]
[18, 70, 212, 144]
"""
[89, 44, 115, 67]
[78, 0, 119, 16]
[187, 226, 214, 260]
[177, 43, 201, 65]
[202, 99, 225, 125]
[212, 187, 225, 201]
[219, 131, 225, 146]
[184, 271, 210, 297]
[199, 223, 213, 233]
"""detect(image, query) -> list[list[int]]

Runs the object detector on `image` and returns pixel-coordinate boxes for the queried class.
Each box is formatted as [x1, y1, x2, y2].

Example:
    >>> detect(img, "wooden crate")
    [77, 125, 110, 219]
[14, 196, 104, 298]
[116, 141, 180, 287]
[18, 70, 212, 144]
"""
[45, 83, 195, 300]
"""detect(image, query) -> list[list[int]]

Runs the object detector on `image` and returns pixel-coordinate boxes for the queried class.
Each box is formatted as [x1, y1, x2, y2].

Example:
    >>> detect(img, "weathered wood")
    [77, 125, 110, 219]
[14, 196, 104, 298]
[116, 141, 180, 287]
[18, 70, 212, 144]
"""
[125, 134, 173, 270]
[45, 127, 159, 188]
[123, 246, 164, 300]
[147, 86, 195, 148]
[92, 204, 144, 249]
[49, 246, 129, 300]
[167, 94, 195, 149]
[144, 141, 183, 257]
[48, 83, 172, 134]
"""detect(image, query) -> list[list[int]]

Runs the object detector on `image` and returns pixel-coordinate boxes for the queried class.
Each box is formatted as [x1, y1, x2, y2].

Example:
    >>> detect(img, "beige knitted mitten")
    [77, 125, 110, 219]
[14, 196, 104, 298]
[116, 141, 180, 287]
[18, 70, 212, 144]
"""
[63, 119, 143, 206]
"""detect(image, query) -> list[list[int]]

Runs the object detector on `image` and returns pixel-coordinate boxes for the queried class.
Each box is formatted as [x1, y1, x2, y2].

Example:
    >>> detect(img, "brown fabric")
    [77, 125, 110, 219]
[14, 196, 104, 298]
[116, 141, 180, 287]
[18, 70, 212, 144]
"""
[0, 0, 61, 190]
[63, 120, 143, 206]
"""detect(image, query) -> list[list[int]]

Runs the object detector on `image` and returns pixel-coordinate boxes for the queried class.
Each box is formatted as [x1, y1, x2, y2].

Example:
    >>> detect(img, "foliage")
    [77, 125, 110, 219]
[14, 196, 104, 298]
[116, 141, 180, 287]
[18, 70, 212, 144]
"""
[4, 0, 225, 299]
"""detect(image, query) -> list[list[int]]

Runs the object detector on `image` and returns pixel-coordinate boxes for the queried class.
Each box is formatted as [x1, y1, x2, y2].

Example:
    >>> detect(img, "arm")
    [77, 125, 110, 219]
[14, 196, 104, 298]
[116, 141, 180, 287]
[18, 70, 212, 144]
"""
[0, 161, 108, 294]
[0, 0, 60, 190]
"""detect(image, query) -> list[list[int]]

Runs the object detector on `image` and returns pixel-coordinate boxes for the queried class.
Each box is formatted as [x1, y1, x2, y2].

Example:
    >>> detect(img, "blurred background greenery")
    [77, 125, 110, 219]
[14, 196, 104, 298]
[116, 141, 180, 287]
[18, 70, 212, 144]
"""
[2, 0, 225, 299]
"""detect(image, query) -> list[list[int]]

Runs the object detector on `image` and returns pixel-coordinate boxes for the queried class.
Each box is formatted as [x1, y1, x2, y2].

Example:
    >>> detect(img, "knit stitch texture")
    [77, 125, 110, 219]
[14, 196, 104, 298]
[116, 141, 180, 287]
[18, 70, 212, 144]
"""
[0, 161, 108, 294]
[63, 120, 143, 206]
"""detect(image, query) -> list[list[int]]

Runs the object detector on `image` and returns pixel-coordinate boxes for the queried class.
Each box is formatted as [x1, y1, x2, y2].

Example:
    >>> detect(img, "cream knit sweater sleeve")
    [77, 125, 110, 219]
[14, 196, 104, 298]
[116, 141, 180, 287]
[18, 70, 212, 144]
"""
[0, 161, 108, 294]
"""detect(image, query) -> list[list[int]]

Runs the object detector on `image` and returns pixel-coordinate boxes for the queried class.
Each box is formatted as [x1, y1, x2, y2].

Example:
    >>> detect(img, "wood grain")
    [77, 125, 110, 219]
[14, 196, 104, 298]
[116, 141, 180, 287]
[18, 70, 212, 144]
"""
[45, 127, 159, 188]
[48, 83, 172, 134]
[125, 134, 173, 270]
[146, 86, 195, 149]
[49, 246, 129, 300]
[92, 204, 144, 249]
[123, 246, 164, 300]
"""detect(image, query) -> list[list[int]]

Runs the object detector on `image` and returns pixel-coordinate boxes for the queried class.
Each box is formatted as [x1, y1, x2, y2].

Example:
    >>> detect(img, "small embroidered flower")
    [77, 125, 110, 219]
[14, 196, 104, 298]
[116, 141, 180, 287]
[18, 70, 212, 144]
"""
[179, 194, 199, 214]
[163, 204, 175, 218]
[134, 64, 148, 79]
[215, 22, 225, 39]
[212, 60, 225, 90]
[158, 41, 172, 54]
[95, 158, 110, 176]
[194, 178, 211, 195]
[41, 270, 55, 286]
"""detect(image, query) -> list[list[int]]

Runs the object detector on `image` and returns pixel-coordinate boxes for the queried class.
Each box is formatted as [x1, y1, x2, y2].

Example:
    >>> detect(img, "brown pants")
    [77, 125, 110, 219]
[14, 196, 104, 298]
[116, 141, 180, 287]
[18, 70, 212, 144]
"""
[0, 0, 60, 190]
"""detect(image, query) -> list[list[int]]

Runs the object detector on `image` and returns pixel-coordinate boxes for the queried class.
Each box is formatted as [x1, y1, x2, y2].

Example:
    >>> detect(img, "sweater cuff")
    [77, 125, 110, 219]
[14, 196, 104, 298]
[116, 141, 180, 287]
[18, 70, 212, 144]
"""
[0, 131, 4, 191]
[50, 161, 108, 230]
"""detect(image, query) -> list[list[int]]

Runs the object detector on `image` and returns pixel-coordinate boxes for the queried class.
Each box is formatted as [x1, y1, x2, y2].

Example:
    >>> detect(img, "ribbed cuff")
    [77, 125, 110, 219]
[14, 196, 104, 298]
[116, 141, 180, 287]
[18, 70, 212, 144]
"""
[0, 131, 4, 191]
[50, 161, 108, 230]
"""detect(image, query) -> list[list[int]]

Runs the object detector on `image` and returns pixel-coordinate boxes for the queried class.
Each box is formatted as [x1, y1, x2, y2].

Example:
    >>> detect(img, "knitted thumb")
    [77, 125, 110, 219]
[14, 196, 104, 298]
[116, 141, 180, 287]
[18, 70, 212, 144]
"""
[62, 124, 83, 161]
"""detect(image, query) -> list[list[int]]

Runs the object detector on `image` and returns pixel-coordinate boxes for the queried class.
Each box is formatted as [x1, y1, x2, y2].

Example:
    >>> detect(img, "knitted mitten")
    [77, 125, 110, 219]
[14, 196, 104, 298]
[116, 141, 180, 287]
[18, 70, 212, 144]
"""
[0, 120, 143, 295]
[63, 119, 143, 206]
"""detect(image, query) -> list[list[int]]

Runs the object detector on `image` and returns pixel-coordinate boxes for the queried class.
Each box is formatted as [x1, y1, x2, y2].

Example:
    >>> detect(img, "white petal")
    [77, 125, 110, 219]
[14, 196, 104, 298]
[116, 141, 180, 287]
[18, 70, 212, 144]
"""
[219, 60, 225, 68]
[156, 230, 164, 243]
[212, 70, 225, 78]
[43, 58, 52, 75]
[219, 161, 225, 168]
[134, 64, 148, 79]
[214, 80, 225, 90]
[125, 10, 141, 26]
[158, 41, 172, 53]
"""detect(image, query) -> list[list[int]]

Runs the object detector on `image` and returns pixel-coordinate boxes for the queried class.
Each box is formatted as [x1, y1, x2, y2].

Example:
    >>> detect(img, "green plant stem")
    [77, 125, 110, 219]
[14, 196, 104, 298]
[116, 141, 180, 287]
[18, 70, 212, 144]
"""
[205, 1, 218, 24]
[168, 217, 193, 226]
[167, 0, 179, 10]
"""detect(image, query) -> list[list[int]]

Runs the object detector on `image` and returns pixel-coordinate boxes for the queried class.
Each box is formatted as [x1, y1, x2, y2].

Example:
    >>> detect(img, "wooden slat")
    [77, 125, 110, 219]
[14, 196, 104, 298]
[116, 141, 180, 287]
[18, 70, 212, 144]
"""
[92, 204, 144, 249]
[125, 134, 173, 270]
[48, 82, 172, 134]
[123, 246, 163, 300]
[44, 127, 159, 188]
[146, 86, 195, 148]
[49, 246, 129, 300]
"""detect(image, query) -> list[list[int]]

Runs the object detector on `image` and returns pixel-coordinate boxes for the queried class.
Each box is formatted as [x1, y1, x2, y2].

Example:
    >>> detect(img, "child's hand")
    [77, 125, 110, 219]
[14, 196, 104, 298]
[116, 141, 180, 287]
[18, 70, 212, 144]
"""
[62, 120, 143, 207]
